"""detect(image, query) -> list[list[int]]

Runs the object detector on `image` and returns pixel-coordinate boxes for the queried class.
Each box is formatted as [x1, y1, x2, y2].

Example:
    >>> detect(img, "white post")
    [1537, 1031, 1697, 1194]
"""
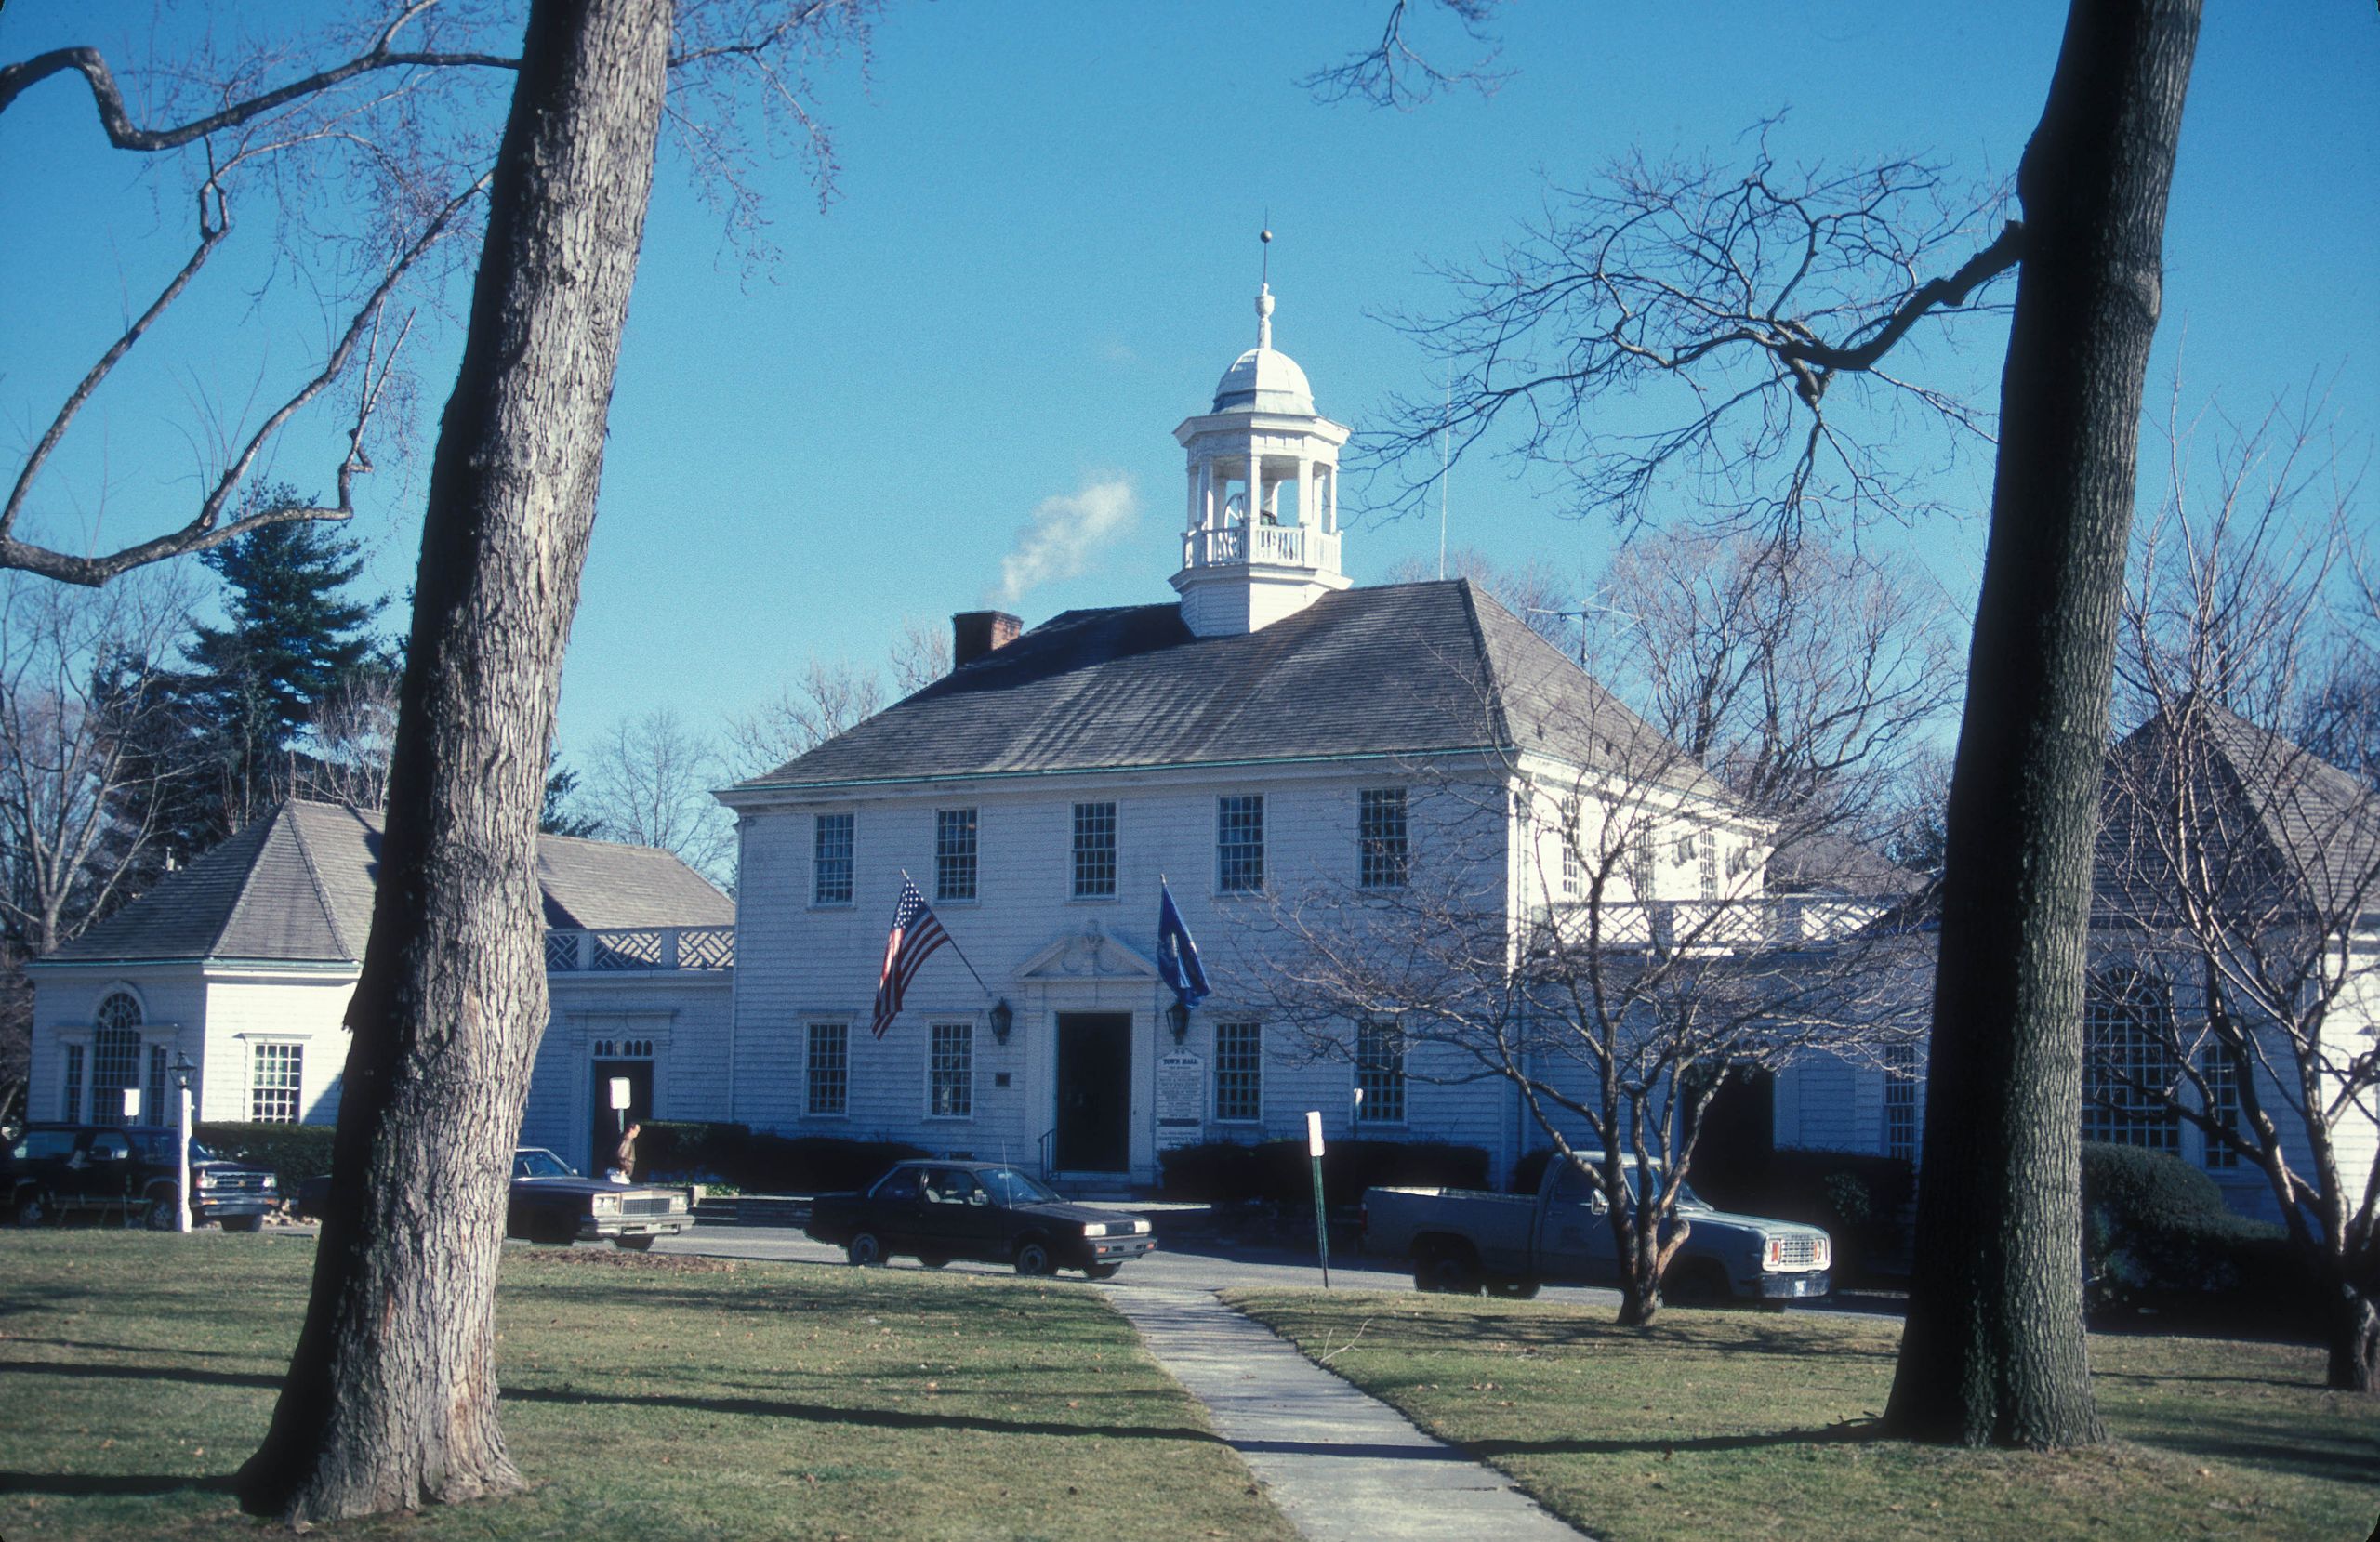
[177, 1080, 192, 1234]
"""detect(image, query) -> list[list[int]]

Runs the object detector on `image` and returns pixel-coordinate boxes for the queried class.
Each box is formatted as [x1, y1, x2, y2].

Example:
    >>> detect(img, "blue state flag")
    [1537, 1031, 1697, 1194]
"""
[1157, 879, 1210, 1008]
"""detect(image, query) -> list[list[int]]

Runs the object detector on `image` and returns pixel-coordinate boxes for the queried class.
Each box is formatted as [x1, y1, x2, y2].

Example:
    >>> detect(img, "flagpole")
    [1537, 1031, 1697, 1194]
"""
[904, 869, 997, 1000]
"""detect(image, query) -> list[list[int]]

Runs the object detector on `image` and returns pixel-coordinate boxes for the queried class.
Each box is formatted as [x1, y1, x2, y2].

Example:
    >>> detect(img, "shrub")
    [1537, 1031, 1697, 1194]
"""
[1160, 1139, 1488, 1207]
[735, 1134, 932, 1195]
[2080, 1141, 2315, 1325]
[638, 1121, 750, 1181]
[194, 1122, 337, 1184]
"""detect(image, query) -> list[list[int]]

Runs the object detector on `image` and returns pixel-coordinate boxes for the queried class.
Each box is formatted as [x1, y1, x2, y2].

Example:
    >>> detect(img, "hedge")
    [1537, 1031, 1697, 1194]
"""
[637, 1122, 932, 1193]
[2081, 1141, 2316, 1325]
[1158, 1139, 1489, 1208]
[193, 1122, 337, 1184]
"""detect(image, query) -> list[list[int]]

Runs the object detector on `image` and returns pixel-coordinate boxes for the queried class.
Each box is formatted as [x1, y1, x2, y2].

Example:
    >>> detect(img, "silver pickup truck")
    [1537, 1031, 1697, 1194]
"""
[1364, 1151, 1831, 1303]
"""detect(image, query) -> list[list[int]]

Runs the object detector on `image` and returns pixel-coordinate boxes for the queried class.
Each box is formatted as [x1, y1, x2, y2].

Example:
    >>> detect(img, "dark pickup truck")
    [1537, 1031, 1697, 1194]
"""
[1365, 1151, 1832, 1303]
[6, 1124, 280, 1231]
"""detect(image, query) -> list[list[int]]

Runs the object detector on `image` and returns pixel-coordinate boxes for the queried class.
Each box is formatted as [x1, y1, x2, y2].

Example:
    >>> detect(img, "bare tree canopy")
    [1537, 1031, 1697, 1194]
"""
[1298, 0, 1509, 110]
[582, 705, 734, 881]
[1, 0, 871, 587]
[1361, 125, 2018, 536]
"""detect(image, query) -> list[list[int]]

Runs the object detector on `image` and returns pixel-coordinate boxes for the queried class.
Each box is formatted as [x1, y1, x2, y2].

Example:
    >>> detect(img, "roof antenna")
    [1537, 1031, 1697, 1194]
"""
[1437, 375, 1451, 580]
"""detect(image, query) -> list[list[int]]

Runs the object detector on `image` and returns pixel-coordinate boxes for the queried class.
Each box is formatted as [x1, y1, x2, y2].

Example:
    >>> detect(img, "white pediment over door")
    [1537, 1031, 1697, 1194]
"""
[1015, 927, 1159, 983]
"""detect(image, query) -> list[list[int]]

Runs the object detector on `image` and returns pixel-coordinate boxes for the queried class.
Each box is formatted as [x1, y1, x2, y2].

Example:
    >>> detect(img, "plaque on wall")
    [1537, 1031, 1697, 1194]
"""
[1155, 1049, 1203, 1149]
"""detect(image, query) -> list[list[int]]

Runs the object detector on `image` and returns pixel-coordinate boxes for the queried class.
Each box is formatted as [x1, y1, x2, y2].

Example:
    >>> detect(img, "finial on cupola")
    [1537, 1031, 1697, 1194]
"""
[1256, 225, 1276, 349]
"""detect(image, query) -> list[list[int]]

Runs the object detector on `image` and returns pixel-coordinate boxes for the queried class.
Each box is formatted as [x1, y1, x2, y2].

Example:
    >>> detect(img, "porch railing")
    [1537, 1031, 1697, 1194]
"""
[544, 925, 735, 973]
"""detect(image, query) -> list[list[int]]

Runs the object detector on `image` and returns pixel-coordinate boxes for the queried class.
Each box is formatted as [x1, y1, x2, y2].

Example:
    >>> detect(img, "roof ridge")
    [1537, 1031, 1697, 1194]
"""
[284, 801, 360, 960]
[1451, 578, 1516, 753]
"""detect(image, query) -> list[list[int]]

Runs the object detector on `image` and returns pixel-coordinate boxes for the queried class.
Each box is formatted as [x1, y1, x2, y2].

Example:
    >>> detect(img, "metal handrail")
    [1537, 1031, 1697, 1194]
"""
[1038, 1127, 1058, 1179]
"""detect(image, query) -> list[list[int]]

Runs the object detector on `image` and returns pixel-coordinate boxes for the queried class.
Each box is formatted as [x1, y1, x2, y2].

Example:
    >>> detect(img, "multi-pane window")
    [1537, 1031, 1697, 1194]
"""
[1358, 788, 1408, 890]
[1558, 797, 1582, 899]
[2202, 1045, 2241, 1169]
[806, 1022, 849, 1116]
[60, 1043, 83, 1124]
[1883, 1044, 1920, 1161]
[813, 812, 854, 904]
[1218, 795, 1265, 894]
[1631, 829, 1656, 900]
[1698, 831, 1719, 899]
[147, 1045, 168, 1128]
[929, 1021, 972, 1118]
[935, 809, 978, 902]
[1072, 802, 1117, 899]
[1355, 1019, 1406, 1124]
[1213, 1021, 1263, 1122]
[92, 992, 142, 1127]
[2082, 972, 2182, 1153]
[250, 1043, 304, 1123]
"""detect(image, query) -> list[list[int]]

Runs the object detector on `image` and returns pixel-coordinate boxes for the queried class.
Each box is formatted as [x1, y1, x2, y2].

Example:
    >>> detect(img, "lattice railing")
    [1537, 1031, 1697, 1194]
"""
[544, 925, 735, 973]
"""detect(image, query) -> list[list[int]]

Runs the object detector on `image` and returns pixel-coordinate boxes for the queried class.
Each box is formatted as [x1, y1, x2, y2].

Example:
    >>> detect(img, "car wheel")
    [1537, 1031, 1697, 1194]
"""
[613, 1234, 655, 1251]
[1012, 1238, 1055, 1277]
[917, 1254, 950, 1270]
[1413, 1244, 1481, 1295]
[1084, 1263, 1121, 1281]
[533, 1214, 578, 1246]
[221, 1215, 265, 1234]
[1664, 1260, 1730, 1307]
[12, 1188, 50, 1227]
[847, 1232, 885, 1268]
[143, 1186, 182, 1232]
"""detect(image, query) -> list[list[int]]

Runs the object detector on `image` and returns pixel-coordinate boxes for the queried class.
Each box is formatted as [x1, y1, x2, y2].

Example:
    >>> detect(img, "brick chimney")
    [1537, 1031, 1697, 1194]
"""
[951, 610, 1023, 670]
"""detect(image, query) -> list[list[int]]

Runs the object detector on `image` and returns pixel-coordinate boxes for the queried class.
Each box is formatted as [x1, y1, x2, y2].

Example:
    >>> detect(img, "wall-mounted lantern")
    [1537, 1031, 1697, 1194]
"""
[1166, 998, 1190, 1045]
[988, 998, 1014, 1045]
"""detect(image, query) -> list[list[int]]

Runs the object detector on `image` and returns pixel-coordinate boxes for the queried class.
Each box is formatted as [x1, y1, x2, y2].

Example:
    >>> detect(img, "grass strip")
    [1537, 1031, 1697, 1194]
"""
[1231, 1288, 2380, 1542]
[0, 1232, 1294, 1541]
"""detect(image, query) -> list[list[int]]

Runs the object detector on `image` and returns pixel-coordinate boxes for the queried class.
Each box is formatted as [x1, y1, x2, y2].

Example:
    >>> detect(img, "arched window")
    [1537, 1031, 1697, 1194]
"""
[2082, 970, 2181, 1153]
[91, 991, 143, 1127]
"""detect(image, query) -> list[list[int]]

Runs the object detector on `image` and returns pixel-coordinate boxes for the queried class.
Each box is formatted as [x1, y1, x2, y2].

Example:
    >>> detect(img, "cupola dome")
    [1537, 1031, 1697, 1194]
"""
[1210, 283, 1316, 414]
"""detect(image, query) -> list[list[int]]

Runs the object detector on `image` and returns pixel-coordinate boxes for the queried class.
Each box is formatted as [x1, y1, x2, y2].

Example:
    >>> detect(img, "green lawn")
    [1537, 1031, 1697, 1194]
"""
[1234, 1290, 2380, 1542]
[0, 1232, 1294, 1541]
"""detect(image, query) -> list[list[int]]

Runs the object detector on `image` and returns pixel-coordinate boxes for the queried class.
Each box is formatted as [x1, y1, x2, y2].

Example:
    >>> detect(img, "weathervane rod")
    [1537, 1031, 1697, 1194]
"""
[1260, 214, 1272, 286]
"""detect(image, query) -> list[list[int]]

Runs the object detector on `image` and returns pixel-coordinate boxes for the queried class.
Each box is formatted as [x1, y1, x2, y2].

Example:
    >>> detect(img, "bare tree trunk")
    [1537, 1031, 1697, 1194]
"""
[236, 0, 668, 1522]
[1886, 0, 2199, 1448]
[2328, 1280, 2380, 1394]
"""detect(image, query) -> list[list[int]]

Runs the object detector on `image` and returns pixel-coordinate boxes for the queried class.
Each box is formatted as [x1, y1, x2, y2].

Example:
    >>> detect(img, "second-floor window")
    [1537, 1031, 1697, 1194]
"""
[1698, 831, 1719, 898]
[813, 812, 854, 904]
[1218, 795, 1265, 894]
[1558, 797, 1582, 899]
[1358, 787, 1408, 889]
[807, 1022, 849, 1116]
[935, 809, 978, 902]
[1073, 802, 1117, 898]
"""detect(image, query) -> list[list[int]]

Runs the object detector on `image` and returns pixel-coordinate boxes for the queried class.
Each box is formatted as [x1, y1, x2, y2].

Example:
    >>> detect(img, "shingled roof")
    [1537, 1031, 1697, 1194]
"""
[42, 800, 732, 967]
[735, 580, 1697, 792]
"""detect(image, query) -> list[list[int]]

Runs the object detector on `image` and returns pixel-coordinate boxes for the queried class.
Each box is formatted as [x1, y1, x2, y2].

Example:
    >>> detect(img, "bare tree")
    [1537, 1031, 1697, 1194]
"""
[888, 615, 953, 696]
[1363, 126, 2018, 536]
[582, 705, 734, 880]
[1298, 0, 1508, 110]
[2089, 404, 2377, 1391]
[1382, 548, 1585, 656]
[292, 662, 404, 811]
[725, 616, 958, 782]
[1257, 555, 1938, 1325]
[0, 568, 198, 957]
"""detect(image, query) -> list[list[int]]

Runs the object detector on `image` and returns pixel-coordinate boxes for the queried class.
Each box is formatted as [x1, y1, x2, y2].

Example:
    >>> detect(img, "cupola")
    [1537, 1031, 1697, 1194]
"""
[1170, 276, 1352, 639]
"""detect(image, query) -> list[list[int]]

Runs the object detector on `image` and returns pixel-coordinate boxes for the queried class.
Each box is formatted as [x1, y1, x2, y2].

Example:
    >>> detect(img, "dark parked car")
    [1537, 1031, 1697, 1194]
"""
[292, 1145, 693, 1250]
[806, 1160, 1156, 1278]
[6, 1124, 279, 1231]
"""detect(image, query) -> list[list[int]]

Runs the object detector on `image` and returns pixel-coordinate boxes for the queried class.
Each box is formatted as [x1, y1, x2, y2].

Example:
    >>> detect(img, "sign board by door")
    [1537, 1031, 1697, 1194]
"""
[1156, 1050, 1203, 1151]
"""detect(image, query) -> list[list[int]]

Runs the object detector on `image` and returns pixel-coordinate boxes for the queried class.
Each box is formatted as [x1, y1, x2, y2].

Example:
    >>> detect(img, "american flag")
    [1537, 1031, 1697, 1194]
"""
[869, 876, 950, 1037]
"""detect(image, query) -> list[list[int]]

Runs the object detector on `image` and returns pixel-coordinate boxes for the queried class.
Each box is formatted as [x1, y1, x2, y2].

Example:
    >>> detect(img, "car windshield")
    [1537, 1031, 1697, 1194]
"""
[512, 1149, 576, 1180]
[1560, 1155, 1711, 1211]
[131, 1132, 217, 1164]
[976, 1166, 1059, 1206]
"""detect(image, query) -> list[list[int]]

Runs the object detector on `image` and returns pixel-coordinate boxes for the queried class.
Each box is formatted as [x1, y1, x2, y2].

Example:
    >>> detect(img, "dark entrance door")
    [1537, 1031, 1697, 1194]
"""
[590, 1060, 654, 1177]
[1053, 1013, 1132, 1172]
[1686, 1065, 1776, 1202]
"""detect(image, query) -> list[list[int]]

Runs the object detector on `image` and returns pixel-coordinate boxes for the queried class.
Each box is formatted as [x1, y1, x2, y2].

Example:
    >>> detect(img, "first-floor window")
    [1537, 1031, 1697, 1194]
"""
[1883, 1044, 1920, 1161]
[146, 1046, 168, 1128]
[61, 1043, 84, 1124]
[1213, 1021, 1263, 1122]
[2202, 1044, 2242, 1170]
[807, 1022, 850, 1116]
[2082, 971, 2182, 1153]
[929, 1021, 972, 1118]
[250, 1043, 304, 1123]
[1355, 1019, 1406, 1124]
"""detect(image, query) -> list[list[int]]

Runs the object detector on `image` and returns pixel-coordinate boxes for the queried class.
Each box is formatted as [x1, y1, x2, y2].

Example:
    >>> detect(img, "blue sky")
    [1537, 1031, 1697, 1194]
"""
[2, 2, 2374, 768]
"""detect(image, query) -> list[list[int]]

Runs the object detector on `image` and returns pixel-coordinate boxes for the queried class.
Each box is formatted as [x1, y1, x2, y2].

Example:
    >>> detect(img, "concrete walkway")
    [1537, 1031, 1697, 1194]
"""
[1099, 1284, 1589, 1542]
